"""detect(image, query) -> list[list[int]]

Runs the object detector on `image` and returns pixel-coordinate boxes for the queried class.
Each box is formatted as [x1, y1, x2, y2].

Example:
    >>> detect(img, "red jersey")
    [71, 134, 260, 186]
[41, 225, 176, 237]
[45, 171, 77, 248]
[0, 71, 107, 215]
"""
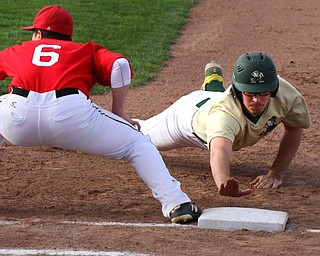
[0, 39, 133, 98]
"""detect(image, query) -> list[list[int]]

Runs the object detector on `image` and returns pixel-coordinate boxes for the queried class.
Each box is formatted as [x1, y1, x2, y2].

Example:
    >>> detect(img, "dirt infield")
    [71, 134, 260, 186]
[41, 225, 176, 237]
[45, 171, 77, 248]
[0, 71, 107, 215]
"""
[0, 0, 319, 255]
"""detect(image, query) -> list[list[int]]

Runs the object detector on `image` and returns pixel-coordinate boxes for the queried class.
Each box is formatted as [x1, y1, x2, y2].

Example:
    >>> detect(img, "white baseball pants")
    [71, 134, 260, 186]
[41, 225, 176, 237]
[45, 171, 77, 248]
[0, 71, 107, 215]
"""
[0, 90, 191, 217]
[139, 90, 222, 151]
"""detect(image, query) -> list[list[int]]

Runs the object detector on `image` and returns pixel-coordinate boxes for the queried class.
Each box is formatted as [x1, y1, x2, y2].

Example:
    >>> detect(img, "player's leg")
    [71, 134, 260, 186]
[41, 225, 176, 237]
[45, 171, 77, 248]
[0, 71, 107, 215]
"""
[0, 92, 42, 146]
[200, 61, 225, 92]
[139, 91, 219, 150]
[110, 122, 202, 220]
[121, 132, 193, 217]
[137, 103, 183, 150]
[48, 95, 199, 219]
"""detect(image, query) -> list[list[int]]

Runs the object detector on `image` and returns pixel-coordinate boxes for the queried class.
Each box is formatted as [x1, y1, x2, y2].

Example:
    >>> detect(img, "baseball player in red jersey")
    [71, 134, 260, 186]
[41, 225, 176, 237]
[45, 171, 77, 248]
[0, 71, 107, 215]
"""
[0, 5, 202, 223]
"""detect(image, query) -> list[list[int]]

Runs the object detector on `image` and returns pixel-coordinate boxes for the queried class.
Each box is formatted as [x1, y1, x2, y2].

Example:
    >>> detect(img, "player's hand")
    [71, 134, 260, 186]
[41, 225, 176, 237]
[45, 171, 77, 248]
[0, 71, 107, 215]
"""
[250, 172, 283, 189]
[129, 118, 141, 131]
[219, 177, 253, 197]
[117, 112, 141, 131]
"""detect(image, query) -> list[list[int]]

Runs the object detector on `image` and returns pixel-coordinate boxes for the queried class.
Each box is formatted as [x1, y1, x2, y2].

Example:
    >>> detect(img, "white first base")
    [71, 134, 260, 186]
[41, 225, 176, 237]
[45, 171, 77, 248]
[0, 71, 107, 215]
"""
[198, 207, 288, 232]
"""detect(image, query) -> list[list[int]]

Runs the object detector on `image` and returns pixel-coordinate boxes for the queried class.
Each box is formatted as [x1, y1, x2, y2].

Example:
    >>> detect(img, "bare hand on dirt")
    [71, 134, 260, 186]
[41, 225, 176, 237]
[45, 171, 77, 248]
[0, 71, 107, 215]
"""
[250, 173, 283, 189]
[219, 177, 253, 197]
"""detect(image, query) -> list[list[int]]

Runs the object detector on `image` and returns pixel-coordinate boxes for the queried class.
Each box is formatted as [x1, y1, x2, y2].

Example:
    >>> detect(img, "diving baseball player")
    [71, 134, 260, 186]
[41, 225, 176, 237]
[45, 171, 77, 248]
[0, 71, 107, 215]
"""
[0, 5, 202, 223]
[138, 52, 311, 197]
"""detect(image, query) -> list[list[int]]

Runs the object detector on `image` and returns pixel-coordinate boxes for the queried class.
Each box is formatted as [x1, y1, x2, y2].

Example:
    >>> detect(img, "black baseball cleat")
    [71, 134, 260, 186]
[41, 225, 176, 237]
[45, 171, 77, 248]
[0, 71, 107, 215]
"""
[169, 202, 203, 224]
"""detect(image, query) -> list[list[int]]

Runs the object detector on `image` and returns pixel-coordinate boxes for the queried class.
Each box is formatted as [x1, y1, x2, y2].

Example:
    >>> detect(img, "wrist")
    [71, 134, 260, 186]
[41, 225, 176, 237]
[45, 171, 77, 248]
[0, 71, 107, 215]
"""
[268, 170, 283, 179]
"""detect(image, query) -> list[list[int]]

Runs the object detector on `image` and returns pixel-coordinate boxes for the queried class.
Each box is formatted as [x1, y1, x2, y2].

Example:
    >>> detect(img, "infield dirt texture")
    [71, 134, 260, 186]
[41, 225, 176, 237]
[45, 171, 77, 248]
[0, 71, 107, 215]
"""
[0, 0, 319, 255]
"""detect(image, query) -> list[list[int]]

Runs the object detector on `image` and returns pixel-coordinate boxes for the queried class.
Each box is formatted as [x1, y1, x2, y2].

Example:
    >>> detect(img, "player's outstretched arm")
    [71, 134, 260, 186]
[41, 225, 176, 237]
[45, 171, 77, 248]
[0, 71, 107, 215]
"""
[111, 86, 141, 130]
[210, 137, 252, 197]
[250, 126, 303, 189]
[109, 57, 140, 130]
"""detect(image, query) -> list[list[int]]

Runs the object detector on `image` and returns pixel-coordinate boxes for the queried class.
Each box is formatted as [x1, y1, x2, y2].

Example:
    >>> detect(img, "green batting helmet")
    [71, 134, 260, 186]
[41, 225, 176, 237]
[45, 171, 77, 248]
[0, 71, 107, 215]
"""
[232, 52, 279, 97]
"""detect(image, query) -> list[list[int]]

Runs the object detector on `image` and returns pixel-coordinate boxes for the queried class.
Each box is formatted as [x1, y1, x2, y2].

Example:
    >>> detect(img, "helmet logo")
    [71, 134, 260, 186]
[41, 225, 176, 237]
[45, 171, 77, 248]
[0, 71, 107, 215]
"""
[251, 70, 264, 84]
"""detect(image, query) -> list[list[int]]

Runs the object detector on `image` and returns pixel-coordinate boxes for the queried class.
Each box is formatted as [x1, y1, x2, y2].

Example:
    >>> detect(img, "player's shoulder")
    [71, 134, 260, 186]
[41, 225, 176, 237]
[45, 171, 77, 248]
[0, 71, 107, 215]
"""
[270, 76, 308, 114]
[211, 87, 243, 118]
[278, 76, 300, 93]
[218, 86, 238, 105]
[276, 75, 305, 99]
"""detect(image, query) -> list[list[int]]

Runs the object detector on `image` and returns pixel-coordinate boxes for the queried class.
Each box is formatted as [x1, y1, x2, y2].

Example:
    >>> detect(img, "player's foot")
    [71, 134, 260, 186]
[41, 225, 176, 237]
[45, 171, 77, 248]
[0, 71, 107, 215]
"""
[201, 61, 224, 92]
[169, 202, 202, 224]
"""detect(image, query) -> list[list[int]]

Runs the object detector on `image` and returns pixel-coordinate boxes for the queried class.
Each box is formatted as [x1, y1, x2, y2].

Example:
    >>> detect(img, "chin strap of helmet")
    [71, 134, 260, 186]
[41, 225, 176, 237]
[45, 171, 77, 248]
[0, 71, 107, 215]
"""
[231, 83, 243, 101]
[270, 80, 279, 97]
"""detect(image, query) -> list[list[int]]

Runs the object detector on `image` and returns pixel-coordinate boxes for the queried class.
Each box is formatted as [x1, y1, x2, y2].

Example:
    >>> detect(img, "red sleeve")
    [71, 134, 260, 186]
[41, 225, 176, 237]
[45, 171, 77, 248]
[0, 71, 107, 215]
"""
[0, 49, 9, 80]
[92, 43, 134, 86]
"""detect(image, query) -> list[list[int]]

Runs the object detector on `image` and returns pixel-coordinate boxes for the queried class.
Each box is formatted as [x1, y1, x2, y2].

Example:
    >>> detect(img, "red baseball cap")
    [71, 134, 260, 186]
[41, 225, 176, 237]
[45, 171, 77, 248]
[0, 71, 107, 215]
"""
[21, 5, 73, 36]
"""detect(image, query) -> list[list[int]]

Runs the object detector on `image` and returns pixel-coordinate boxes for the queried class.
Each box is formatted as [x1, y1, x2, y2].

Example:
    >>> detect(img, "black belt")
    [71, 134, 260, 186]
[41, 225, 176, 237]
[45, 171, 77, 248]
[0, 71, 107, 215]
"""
[11, 87, 79, 98]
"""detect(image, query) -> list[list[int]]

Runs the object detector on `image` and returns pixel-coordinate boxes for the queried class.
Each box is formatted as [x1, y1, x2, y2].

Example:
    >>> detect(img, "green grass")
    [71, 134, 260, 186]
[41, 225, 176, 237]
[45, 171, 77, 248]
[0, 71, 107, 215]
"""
[0, 0, 200, 95]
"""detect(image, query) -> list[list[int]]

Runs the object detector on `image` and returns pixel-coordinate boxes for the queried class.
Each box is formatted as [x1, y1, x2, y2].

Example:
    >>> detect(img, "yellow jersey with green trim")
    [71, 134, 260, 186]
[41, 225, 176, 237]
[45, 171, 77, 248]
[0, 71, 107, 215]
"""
[192, 76, 311, 150]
